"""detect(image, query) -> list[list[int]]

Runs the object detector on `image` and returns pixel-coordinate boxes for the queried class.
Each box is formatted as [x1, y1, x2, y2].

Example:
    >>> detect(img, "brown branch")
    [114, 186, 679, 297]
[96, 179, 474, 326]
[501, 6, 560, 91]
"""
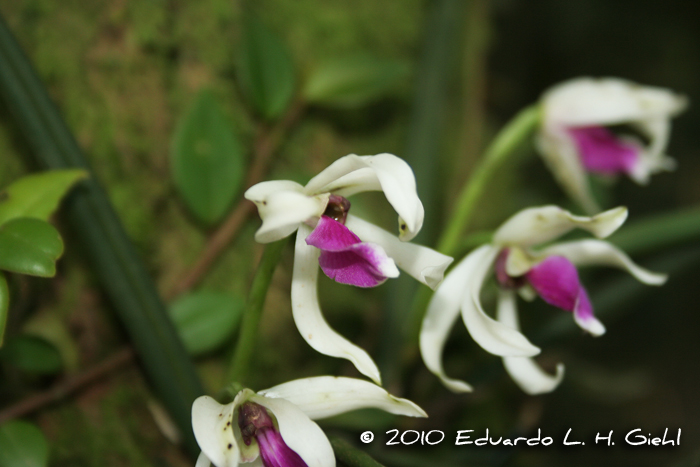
[166, 99, 306, 300]
[0, 347, 135, 424]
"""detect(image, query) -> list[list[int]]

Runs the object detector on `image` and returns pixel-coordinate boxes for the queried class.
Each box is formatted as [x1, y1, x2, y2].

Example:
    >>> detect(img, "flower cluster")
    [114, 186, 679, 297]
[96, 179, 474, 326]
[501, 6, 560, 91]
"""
[191, 76, 686, 467]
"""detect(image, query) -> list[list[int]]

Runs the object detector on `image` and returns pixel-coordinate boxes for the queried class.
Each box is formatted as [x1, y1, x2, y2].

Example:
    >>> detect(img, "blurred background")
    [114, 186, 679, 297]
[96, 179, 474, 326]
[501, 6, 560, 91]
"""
[0, 0, 699, 466]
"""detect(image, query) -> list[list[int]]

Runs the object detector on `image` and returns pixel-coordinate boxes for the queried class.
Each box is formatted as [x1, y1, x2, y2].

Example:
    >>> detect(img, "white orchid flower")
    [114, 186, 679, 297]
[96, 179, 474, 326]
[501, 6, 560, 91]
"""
[420, 205, 667, 395]
[245, 154, 453, 384]
[538, 77, 687, 213]
[192, 376, 427, 467]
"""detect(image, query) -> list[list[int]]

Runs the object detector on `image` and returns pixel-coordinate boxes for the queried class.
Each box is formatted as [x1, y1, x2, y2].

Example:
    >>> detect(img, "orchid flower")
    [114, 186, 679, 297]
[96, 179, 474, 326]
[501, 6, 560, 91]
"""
[192, 376, 427, 467]
[420, 205, 667, 395]
[537, 77, 687, 213]
[245, 154, 453, 384]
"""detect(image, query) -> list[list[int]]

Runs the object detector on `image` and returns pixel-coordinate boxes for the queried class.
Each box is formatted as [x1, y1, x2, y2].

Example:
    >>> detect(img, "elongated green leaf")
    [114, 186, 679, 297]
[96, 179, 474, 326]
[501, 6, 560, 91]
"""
[0, 218, 63, 277]
[0, 335, 62, 374]
[237, 13, 295, 120]
[172, 89, 245, 225]
[0, 274, 7, 347]
[0, 169, 86, 226]
[169, 291, 244, 356]
[0, 421, 49, 467]
[304, 55, 410, 108]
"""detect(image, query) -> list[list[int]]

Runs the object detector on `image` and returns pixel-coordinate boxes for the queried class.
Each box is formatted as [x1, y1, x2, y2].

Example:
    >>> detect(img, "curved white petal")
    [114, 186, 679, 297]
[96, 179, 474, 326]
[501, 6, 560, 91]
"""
[345, 215, 453, 290]
[292, 224, 382, 384]
[459, 245, 541, 357]
[419, 254, 474, 393]
[536, 126, 599, 214]
[537, 239, 667, 285]
[496, 291, 565, 395]
[493, 205, 628, 247]
[252, 190, 328, 243]
[304, 154, 425, 240]
[191, 396, 240, 467]
[251, 395, 335, 467]
[259, 376, 427, 420]
[542, 77, 688, 127]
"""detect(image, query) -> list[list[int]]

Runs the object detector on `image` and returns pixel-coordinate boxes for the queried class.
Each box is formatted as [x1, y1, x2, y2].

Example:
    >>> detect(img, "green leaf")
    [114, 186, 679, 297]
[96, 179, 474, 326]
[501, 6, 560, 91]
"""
[0, 169, 87, 226]
[0, 421, 49, 467]
[303, 55, 410, 108]
[169, 291, 245, 356]
[237, 13, 296, 119]
[0, 218, 63, 277]
[0, 274, 7, 347]
[172, 89, 245, 225]
[0, 334, 63, 374]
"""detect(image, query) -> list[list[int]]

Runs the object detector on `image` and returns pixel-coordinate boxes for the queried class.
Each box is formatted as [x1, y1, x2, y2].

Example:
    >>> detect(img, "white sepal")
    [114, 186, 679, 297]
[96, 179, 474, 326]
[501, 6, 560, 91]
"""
[291, 225, 382, 384]
[496, 291, 565, 394]
[458, 245, 541, 357]
[420, 255, 475, 393]
[537, 239, 667, 285]
[259, 376, 427, 420]
[191, 396, 239, 467]
[493, 205, 628, 247]
[304, 154, 425, 240]
[542, 77, 688, 127]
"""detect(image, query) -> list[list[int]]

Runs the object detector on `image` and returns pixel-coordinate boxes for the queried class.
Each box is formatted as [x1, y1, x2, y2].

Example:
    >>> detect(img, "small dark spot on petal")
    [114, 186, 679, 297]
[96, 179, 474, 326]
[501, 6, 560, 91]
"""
[228, 443, 233, 450]
[227, 421, 231, 426]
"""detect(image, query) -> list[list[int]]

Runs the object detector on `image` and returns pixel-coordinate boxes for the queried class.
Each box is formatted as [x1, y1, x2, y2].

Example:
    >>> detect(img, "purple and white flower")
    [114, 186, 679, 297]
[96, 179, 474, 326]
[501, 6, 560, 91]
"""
[245, 154, 453, 384]
[419, 205, 666, 395]
[192, 376, 426, 467]
[538, 77, 687, 213]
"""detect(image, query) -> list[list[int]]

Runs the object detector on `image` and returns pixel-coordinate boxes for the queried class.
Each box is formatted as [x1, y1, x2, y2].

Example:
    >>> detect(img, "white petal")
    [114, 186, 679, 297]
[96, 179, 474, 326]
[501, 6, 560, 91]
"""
[459, 245, 541, 357]
[537, 239, 667, 285]
[292, 225, 382, 384]
[542, 77, 688, 127]
[345, 215, 453, 290]
[493, 205, 628, 247]
[191, 396, 240, 467]
[252, 190, 328, 243]
[259, 376, 427, 420]
[250, 394, 335, 467]
[536, 126, 599, 214]
[419, 254, 474, 393]
[496, 291, 565, 395]
[303, 154, 425, 240]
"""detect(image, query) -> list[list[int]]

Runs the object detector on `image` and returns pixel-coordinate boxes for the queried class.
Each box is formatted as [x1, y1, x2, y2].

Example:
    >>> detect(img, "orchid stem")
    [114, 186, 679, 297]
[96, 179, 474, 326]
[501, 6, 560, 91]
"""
[228, 238, 288, 385]
[436, 104, 541, 256]
[329, 436, 386, 467]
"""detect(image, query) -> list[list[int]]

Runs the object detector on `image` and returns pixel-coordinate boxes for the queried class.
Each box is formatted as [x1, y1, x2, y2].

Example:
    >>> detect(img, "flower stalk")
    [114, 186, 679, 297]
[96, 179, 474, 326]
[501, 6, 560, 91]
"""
[437, 104, 541, 256]
[228, 238, 289, 384]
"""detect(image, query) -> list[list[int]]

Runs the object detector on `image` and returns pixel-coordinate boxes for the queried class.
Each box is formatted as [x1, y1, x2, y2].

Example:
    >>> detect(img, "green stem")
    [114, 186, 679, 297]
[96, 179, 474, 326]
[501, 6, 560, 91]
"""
[436, 104, 541, 256]
[329, 436, 386, 467]
[228, 238, 287, 384]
